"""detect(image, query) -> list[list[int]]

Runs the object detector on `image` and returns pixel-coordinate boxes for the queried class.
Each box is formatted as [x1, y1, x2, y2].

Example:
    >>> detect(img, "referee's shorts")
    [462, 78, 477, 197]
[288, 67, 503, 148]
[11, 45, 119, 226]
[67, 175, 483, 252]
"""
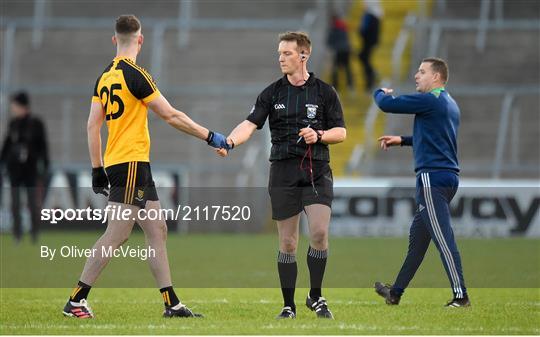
[268, 157, 333, 221]
[105, 161, 159, 209]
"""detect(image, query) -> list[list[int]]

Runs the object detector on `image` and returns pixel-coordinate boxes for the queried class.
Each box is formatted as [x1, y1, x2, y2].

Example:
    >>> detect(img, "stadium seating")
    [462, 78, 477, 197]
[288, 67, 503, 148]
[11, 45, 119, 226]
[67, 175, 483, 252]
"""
[1, 1, 317, 187]
[1, 0, 538, 182]
[370, 0, 539, 178]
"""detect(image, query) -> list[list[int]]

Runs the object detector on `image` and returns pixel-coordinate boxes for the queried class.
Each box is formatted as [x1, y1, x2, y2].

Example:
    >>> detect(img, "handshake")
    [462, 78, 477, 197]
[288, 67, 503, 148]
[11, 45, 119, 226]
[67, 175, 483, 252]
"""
[206, 131, 233, 155]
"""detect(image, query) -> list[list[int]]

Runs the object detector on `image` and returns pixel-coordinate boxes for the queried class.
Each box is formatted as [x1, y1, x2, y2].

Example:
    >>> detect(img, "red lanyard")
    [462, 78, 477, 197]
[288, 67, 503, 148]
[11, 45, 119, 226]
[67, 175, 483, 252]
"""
[300, 144, 318, 197]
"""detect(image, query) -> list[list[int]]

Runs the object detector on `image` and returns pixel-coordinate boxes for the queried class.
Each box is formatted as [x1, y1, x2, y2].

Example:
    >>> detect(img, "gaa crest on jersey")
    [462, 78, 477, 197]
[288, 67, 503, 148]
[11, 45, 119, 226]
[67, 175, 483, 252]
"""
[305, 104, 318, 119]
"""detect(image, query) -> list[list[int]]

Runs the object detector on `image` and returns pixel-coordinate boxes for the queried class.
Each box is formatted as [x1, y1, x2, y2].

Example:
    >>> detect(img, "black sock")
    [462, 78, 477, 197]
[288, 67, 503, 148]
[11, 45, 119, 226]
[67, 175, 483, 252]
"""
[160, 286, 180, 307]
[307, 246, 328, 299]
[69, 281, 92, 302]
[277, 251, 297, 311]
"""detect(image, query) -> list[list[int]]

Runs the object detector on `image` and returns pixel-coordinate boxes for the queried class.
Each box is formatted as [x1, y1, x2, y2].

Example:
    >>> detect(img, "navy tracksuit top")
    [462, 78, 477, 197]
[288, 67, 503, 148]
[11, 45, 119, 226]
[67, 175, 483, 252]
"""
[373, 88, 460, 173]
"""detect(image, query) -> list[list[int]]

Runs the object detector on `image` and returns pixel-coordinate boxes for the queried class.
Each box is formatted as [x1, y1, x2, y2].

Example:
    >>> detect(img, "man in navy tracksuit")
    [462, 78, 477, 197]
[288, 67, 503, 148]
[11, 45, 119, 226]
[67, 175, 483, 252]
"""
[372, 58, 470, 307]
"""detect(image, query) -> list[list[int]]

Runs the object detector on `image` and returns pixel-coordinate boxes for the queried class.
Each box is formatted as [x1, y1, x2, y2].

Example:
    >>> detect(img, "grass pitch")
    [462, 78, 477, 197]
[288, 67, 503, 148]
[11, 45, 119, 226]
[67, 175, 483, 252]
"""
[1, 288, 538, 335]
[1, 232, 539, 334]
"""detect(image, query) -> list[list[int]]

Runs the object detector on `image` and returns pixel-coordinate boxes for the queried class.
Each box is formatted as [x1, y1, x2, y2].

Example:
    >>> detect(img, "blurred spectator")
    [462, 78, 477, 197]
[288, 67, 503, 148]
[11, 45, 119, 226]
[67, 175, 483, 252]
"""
[0, 91, 49, 244]
[358, 0, 383, 92]
[327, 14, 354, 93]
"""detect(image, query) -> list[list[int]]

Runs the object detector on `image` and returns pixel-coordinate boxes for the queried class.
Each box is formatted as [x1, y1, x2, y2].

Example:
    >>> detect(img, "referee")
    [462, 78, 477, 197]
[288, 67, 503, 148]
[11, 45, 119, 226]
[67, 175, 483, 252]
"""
[63, 15, 229, 319]
[373, 58, 470, 307]
[217, 32, 346, 319]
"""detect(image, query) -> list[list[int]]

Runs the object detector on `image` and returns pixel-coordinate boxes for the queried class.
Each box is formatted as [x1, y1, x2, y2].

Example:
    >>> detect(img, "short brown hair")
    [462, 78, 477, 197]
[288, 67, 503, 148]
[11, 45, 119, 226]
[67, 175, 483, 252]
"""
[422, 57, 449, 83]
[279, 31, 312, 54]
[115, 14, 141, 35]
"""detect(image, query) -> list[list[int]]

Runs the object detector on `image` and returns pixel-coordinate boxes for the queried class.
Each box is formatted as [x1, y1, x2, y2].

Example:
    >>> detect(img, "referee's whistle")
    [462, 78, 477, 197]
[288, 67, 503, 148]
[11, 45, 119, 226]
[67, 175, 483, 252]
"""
[297, 124, 311, 143]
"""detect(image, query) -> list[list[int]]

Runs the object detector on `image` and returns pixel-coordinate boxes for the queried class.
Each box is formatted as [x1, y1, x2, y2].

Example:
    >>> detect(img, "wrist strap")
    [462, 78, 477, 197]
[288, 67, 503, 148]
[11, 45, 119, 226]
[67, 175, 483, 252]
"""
[206, 131, 214, 144]
[316, 130, 325, 143]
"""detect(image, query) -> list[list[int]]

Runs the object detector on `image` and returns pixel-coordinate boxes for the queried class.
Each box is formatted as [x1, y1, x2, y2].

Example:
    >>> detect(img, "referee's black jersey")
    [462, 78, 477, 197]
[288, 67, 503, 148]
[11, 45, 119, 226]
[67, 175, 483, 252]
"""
[246, 73, 345, 162]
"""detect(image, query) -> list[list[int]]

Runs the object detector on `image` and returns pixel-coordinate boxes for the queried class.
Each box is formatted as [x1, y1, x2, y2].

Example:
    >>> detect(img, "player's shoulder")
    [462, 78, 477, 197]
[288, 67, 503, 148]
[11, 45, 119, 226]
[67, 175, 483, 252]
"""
[119, 59, 152, 76]
[117, 59, 155, 82]
[116, 59, 159, 95]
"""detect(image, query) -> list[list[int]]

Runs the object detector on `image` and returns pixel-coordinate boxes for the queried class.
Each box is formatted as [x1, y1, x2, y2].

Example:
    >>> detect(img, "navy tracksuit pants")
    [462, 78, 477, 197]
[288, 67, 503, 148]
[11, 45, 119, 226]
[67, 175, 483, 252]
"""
[392, 170, 467, 299]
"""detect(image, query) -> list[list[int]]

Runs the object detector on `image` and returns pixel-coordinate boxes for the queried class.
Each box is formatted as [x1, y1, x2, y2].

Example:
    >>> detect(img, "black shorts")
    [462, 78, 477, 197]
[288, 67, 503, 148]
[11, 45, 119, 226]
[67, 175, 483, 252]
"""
[268, 157, 334, 221]
[105, 161, 159, 209]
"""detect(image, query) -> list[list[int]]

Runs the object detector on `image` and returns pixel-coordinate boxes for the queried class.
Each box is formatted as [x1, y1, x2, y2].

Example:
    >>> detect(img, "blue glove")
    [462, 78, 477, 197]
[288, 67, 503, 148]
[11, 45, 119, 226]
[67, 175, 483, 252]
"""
[206, 131, 231, 150]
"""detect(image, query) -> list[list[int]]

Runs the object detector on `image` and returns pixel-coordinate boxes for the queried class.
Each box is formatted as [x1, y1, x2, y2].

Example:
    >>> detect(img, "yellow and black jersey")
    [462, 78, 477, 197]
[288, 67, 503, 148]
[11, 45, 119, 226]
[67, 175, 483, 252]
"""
[91, 56, 160, 167]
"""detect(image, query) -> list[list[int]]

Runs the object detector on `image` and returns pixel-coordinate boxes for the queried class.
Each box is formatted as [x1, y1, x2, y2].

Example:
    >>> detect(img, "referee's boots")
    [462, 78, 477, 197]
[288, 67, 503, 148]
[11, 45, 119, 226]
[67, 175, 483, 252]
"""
[276, 306, 296, 319]
[306, 296, 334, 319]
[374, 281, 401, 305]
[445, 295, 471, 307]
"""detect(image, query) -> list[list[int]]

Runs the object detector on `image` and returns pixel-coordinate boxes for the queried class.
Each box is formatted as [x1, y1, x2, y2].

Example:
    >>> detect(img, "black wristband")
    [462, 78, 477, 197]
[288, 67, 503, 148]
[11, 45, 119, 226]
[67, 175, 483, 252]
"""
[206, 131, 214, 144]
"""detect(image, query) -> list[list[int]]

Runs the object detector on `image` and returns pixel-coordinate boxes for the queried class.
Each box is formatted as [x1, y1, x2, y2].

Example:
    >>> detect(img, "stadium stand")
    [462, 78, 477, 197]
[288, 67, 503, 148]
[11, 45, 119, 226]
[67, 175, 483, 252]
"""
[361, 0, 540, 178]
[1, 0, 539, 186]
[1, 0, 323, 188]
[330, 0, 420, 176]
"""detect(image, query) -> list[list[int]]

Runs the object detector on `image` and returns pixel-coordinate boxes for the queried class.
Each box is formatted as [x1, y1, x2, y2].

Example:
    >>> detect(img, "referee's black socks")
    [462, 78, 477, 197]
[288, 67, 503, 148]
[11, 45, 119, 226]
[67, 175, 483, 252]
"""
[277, 251, 297, 311]
[307, 246, 328, 299]
[69, 280, 92, 302]
[160, 286, 180, 307]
